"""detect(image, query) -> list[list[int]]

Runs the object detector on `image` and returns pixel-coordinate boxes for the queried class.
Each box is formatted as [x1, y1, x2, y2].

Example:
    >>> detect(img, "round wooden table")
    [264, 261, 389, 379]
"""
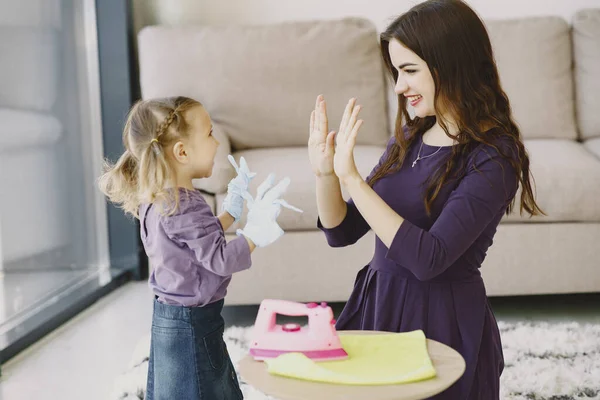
[239, 330, 466, 400]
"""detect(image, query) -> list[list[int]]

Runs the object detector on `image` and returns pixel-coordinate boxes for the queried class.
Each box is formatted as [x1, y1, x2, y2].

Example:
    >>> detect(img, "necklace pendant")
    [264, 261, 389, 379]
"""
[412, 159, 418, 168]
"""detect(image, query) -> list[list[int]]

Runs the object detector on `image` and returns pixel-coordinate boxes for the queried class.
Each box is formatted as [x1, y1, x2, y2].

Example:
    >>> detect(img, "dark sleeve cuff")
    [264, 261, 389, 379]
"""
[316, 202, 366, 247]
[384, 219, 417, 264]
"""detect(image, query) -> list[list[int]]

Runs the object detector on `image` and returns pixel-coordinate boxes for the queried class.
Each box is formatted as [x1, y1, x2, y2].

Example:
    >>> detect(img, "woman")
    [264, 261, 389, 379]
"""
[308, 0, 543, 398]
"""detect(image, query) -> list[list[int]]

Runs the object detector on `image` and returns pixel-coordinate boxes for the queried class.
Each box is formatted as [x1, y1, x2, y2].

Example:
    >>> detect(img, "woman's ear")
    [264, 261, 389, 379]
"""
[171, 141, 189, 164]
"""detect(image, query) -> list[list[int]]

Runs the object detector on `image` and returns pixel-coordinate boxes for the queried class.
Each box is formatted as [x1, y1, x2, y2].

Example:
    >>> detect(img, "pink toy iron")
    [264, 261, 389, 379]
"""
[249, 299, 348, 362]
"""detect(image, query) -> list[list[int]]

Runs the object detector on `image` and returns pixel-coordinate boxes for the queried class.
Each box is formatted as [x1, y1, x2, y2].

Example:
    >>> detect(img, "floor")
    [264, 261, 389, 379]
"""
[0, 281, 153, 400]
[0, 280, 599, 400]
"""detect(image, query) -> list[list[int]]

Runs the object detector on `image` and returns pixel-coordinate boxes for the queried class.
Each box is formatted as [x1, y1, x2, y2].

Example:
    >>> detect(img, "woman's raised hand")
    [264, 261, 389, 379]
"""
[308, 95, 336, 177]
[333, 98, 363, 185]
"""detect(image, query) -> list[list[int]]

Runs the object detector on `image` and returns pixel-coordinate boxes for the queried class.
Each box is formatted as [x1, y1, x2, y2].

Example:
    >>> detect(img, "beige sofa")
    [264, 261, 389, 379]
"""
[137, 11, 600, 305]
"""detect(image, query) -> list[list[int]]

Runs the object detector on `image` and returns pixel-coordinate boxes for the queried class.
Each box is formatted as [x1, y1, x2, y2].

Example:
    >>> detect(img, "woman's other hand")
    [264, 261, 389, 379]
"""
[334, 98, 363, 186]
[308, 95, 336, 177]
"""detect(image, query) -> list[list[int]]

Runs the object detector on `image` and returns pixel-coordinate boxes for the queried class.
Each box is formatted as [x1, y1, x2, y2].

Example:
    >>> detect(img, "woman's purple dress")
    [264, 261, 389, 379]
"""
[318, 132, 517, 399]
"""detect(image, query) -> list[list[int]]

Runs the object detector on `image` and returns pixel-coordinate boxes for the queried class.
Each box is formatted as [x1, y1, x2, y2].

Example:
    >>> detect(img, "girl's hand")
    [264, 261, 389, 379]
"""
[237, 174, 303, 247]
[221, 155, 256, 221]
[334, 98, 363, 186]
[308, 95, 336, 177]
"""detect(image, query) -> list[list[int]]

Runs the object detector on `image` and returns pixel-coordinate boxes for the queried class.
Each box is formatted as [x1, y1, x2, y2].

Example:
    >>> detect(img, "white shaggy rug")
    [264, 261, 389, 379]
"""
[110, 321, 600, 400]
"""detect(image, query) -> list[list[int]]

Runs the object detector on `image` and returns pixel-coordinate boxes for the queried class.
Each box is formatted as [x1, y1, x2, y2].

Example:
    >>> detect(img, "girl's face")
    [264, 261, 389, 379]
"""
[177, 105, 220, 179]
[388, 39, 437, 118]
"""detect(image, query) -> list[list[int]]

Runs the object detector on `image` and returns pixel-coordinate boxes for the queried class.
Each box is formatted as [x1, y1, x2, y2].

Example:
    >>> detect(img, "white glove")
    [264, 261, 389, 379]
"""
[221, 155, 257, 222]
[236, 174, 303, 247]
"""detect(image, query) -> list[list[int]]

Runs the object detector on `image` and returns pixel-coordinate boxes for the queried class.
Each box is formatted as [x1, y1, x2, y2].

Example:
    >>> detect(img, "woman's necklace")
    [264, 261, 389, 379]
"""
[412, 139, 443, 168]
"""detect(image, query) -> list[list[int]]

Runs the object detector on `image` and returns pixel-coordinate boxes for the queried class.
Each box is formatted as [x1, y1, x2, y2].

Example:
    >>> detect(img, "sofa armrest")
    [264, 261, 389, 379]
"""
[192, 123, 234, 194]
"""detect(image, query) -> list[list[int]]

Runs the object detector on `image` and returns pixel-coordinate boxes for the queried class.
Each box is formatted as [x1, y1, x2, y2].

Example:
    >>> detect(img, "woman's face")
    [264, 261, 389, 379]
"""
[388, 39, 437, 118]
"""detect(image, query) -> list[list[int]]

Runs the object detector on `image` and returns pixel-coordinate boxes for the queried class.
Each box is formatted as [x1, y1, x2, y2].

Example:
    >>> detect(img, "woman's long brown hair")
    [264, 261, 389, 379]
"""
[370, 0, 543, 217]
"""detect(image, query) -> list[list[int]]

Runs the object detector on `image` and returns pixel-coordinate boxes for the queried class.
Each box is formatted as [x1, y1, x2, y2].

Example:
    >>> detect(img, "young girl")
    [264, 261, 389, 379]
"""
[99, 96, 300, 400]
[309, 1, 543, 399]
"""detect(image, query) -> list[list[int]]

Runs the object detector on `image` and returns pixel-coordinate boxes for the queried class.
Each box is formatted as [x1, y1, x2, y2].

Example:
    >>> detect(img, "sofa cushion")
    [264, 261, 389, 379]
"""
[485, 17, 577, 140]
[573, 9, 600, 140]
[0, 28, 59, 111]
[137, 18, 389, 150]
[503, 140, 600, 223]
[218, 145, 385, 232]
[584, 137, 600, 160]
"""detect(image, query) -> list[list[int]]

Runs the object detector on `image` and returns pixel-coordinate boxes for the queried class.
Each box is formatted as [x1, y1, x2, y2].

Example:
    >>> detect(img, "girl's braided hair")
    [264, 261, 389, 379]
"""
[98, 96, 201, 218]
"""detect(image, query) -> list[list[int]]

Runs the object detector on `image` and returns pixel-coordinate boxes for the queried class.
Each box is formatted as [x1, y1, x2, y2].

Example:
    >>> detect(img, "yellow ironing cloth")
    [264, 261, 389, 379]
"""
[264, 330, 436, 385]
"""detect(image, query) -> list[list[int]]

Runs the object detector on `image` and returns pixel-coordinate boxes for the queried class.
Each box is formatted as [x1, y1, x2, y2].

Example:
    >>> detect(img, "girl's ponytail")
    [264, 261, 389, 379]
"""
[98, 150, 141, 218]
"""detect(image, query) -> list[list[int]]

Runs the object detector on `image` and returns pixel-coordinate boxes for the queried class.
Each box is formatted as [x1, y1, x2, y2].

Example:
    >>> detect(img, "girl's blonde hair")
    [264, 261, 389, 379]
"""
[98, 96, 202, 218]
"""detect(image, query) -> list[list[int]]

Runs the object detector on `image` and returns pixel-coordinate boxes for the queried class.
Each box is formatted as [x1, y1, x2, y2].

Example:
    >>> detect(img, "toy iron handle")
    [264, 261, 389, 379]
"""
[259, 299, 317, 317]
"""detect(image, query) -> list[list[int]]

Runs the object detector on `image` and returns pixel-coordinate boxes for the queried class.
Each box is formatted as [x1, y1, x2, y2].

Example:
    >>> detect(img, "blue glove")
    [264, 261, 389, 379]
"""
[236, 174, 303, 247]
[221, 155, 256, 222]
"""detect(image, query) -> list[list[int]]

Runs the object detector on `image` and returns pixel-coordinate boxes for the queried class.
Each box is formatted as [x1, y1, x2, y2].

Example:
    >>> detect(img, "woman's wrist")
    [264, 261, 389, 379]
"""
[317, 171, 334, 176]
[340, 173, 362, 189]
[315, 171, 338, 180]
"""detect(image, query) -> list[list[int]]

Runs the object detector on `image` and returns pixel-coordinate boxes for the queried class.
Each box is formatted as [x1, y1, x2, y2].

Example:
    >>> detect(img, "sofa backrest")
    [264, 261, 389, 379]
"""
[138, 14, 597, 144]
[485, 16, 578, 140]
[573, 9, 600, 140]
[137, 18, 390, 150]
